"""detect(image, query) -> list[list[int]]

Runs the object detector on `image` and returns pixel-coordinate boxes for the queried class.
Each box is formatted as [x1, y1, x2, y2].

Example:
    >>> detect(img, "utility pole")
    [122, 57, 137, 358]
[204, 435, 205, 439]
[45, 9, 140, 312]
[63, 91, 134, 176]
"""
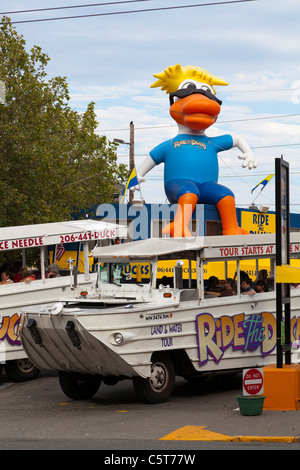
[129, 121, 135, 203]
[114, 121, 135, 203]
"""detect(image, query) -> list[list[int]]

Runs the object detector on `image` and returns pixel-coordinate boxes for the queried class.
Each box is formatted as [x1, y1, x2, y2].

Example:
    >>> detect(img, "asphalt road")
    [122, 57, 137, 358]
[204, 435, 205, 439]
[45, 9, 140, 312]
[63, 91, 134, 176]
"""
[0, 370, 299, 452]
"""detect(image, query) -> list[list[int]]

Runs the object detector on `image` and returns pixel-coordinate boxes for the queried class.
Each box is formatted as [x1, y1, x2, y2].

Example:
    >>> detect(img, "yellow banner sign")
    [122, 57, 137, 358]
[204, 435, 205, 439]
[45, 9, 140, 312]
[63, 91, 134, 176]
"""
[241, 211, 275, 234]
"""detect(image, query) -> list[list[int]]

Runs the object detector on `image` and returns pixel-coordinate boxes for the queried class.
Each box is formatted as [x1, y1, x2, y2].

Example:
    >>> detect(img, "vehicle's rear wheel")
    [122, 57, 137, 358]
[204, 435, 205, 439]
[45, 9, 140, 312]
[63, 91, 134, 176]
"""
[4, 359, 40, 382]
[59, 371, 101, 400]
[133, 354, 175, 404]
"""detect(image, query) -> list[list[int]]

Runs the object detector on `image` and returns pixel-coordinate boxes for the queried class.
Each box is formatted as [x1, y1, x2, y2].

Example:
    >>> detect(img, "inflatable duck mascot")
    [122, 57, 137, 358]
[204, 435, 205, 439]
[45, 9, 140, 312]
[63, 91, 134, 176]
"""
[136, 64, 257, 237]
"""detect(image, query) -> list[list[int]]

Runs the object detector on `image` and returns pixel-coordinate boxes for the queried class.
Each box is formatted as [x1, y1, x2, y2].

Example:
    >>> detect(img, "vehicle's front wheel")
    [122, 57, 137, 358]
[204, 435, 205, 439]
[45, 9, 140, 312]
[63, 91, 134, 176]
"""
[59, 371, 101, 400]
[4, 359, 40, 382]
[133, 354, 175, 404]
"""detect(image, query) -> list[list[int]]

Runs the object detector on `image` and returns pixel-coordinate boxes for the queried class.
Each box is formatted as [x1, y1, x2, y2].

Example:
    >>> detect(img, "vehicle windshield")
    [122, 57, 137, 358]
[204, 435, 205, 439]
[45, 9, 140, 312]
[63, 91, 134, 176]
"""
[100, 262, 151, 285]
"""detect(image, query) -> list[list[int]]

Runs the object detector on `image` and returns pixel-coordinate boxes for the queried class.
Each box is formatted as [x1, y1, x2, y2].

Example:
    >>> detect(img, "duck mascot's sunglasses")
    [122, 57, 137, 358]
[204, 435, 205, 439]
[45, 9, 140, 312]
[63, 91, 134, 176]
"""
[169, 87, 222, 106]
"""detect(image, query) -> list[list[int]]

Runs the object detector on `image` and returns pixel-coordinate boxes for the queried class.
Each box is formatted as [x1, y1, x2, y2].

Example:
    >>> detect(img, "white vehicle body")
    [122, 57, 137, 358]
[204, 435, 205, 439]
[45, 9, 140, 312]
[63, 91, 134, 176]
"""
[0, 219, 126, 381]
[20, 233, 300, 402]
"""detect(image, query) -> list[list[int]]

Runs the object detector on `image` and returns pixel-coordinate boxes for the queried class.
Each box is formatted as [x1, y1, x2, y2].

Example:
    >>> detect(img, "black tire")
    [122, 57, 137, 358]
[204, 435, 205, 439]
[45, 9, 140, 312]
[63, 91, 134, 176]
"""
[133, 354, 175, 404]
[4, 359, 40, 382]
[59, 371, 101, 400]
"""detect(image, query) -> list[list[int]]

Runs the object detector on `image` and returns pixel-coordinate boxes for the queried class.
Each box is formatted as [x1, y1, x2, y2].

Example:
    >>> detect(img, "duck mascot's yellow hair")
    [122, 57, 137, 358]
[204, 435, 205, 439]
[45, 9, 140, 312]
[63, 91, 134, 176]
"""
[150, 64, 228, 94]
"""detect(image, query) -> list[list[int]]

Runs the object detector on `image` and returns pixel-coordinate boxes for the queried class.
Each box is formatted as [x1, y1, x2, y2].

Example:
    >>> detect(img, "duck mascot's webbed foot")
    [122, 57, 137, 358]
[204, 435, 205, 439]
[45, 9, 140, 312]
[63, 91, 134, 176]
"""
[162, 193, 198, 237]
[216, 195, 248, 235]
[135, 64, 257, 237]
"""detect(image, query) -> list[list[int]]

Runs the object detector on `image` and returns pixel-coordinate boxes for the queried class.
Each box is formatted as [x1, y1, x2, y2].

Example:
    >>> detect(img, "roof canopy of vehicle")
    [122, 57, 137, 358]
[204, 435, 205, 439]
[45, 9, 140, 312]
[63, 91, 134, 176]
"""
[0, 219, 127, 251]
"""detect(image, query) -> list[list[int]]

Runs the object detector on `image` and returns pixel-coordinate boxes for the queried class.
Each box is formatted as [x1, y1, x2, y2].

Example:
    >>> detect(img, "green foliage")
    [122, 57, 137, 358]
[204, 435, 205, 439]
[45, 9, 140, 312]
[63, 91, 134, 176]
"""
[0, 17, 127, 228]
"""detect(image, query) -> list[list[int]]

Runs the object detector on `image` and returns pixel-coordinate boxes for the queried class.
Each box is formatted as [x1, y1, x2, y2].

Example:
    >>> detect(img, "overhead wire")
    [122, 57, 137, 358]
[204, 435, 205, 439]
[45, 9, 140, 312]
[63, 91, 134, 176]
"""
[99, 113, 300, 132]
[7, 0, 257, 24]
[0, 0, 155, 15]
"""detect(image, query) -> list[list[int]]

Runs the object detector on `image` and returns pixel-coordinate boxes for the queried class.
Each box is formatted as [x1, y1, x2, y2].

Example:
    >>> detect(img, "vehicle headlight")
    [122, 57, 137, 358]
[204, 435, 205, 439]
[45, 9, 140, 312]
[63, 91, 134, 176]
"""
[114, 333, 123, 344]
[110, 331, 135, 345]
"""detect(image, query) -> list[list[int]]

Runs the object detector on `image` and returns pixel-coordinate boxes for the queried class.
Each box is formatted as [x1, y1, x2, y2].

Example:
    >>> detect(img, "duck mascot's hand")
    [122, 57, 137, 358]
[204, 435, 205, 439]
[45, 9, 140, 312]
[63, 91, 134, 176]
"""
[131, 174, 146, 191]
[137, 174, 146, 184]
[238, 151, 257, 170]
[132, 155, 156, 190]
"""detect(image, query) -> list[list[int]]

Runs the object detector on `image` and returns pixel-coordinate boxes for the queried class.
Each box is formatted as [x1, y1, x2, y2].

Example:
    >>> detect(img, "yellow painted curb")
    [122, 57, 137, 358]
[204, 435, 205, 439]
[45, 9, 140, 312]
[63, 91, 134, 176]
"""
[160, 426, 299, 443]
[160, 426, 231, 441]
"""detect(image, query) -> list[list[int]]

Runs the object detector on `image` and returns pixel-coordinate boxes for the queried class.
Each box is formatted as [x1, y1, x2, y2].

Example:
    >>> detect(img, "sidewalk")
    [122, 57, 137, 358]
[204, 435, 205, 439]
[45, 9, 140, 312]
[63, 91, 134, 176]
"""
[161, 373, 300, 444]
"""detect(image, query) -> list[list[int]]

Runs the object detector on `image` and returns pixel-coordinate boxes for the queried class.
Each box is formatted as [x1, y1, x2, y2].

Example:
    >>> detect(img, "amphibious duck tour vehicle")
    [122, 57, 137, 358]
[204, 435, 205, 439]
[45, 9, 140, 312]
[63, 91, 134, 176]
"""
[21, 234, 300, 403]
[0, 219, 125, 381]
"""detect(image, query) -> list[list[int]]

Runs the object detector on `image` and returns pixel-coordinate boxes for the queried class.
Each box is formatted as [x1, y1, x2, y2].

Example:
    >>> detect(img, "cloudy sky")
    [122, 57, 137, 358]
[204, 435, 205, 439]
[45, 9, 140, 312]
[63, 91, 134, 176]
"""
[2, 0, 300, 212]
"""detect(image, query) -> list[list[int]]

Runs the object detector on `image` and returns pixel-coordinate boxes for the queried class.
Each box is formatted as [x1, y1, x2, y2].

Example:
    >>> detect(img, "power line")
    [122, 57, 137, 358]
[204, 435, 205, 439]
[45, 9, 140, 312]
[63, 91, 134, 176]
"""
[9, 0, 256, 25]
[221, 87, 298, 95]
[70, 87, 298, 100]
[99, 113, 300, 132]
[251, 142, 300, 150]
[147, 169, 300, 180]
[220, 113, 300, 124]
[0, 0, 154, 15]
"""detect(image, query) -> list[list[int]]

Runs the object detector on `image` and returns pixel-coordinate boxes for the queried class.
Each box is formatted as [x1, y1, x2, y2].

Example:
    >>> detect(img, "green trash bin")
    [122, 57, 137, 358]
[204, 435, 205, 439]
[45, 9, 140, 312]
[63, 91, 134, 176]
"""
[236, 395, 265, 416]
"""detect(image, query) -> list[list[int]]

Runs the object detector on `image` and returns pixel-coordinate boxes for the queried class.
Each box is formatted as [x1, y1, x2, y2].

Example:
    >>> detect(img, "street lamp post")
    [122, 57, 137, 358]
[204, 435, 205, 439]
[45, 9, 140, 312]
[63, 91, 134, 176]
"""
[114, 121, 135, 203]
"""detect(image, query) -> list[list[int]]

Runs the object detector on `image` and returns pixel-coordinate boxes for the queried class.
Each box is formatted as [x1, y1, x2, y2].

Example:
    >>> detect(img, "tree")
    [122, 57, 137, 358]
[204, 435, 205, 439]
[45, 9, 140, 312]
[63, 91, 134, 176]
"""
[0, 17, 127, 228]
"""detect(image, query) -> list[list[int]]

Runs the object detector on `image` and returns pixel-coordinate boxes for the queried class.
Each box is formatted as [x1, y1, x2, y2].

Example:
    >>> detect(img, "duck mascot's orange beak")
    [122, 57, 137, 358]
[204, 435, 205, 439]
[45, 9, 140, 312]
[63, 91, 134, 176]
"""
[169, 93, 221, 131]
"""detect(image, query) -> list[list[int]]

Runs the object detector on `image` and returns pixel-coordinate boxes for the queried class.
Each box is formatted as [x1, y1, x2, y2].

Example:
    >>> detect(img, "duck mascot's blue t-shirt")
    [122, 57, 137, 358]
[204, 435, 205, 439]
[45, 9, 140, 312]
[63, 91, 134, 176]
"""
[150, 133, 234, 204]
